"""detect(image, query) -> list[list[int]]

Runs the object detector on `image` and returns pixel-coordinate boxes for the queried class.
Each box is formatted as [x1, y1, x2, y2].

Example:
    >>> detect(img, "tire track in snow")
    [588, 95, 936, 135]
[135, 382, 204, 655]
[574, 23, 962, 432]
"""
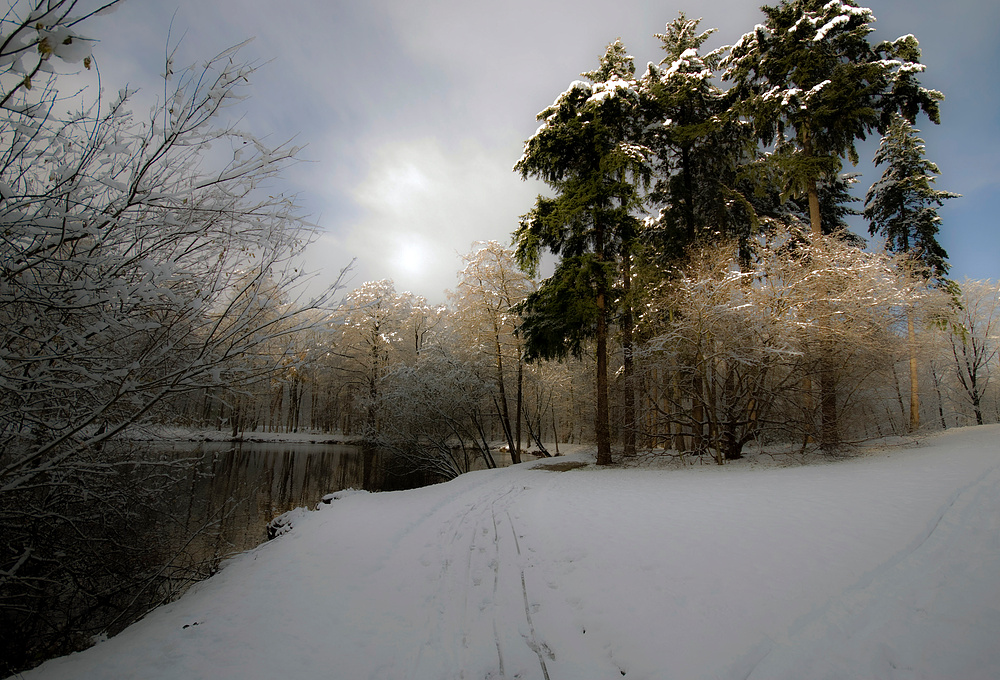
[506, 509, 552, 680]
[407, 482, 522, 680]
[742, 459, 1000, 679]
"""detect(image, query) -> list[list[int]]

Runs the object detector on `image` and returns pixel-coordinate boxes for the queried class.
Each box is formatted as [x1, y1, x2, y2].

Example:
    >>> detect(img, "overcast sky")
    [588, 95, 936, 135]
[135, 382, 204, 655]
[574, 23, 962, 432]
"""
[83, 0, 999, 303]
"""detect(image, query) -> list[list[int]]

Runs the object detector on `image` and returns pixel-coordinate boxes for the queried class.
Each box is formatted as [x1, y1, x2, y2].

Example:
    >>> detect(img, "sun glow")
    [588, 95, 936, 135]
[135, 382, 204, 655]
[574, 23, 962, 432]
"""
[392, 237, 431, 277]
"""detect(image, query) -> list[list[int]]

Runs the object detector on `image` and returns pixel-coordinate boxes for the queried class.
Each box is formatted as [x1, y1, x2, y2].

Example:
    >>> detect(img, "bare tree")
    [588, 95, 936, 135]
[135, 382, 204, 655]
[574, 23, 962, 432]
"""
[949, 279, 1000, 425]
[450, 242, 534, 462]
[639, 229, 912, 461]
[0, 3, 344, 671]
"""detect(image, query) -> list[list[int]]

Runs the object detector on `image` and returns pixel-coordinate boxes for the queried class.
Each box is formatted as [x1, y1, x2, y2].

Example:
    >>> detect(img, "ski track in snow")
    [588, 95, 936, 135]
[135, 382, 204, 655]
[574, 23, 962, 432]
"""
[14, 425, 1000, 680]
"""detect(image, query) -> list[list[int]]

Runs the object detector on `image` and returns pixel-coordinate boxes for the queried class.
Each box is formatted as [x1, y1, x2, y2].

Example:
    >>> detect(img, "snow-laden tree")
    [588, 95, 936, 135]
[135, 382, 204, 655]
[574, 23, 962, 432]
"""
[377, 348, 499, 481]
[865, 114, 959, 430]
[450, 242, 534, 463]
[640, 227, 914, 460]
[0, 2, 344, 669]
[329, 280, 415, 440]
[514, 40, 650, 465]
[721, 0, 942, 450]
[641, 14, 758, 265]
[865, 114, 959, 281]
[723, 0, 943, 237]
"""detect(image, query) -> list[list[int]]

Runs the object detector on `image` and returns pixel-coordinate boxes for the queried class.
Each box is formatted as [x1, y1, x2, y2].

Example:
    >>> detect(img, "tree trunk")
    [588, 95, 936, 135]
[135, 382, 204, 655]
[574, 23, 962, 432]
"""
[494, 338, 519, 464]
[691, 358, 705, 453]
[595, 288, 612, 465]
[807, 179, 822, 237]
[516, 357, 524, 459]
[594, 217, 612, 466]
[931, 361, 947, 429]
[819, 358, 838, 451]
[621, 252, 636, 457]
[802, 134, 823, 238]
[907, 312, 920, 432]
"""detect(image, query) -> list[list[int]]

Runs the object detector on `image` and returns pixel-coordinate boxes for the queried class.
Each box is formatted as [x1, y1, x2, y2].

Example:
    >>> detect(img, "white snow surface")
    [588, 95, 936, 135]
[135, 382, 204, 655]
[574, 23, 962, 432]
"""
[18, 426, 1000, 680]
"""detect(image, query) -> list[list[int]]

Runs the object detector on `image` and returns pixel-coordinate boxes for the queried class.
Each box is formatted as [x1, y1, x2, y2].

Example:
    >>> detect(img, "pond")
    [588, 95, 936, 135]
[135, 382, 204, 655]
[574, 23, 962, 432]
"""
[159, 440, 515, 559]
[156, 441, 389, 559]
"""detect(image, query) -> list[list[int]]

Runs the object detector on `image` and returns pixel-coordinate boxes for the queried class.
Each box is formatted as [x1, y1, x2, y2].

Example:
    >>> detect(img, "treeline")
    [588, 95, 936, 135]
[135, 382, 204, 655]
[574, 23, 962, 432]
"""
[166, 4, 999, 471]
[166, 240, 1000, 471]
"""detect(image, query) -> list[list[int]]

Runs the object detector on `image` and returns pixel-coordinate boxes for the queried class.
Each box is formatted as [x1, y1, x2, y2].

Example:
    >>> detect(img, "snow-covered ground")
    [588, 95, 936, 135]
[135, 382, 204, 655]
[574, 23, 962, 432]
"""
[17, 426, 1000, 680]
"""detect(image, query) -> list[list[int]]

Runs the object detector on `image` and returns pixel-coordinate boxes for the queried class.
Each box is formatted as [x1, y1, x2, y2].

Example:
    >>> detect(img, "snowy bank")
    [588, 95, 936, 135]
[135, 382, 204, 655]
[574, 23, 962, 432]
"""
[16, 426, 1000, 680]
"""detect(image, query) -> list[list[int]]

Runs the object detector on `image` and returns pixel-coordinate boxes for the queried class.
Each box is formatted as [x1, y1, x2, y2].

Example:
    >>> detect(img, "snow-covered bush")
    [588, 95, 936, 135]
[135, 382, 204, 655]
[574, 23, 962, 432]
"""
[638, 228, 914, 460]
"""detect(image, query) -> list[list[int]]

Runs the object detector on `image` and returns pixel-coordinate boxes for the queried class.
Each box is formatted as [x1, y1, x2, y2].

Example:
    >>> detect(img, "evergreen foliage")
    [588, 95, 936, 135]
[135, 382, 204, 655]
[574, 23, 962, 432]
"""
[722, 0, 944, 235]
[642, 14, 757, 264]
[865, 114, 960, 282]
[514, 40, 650, 463]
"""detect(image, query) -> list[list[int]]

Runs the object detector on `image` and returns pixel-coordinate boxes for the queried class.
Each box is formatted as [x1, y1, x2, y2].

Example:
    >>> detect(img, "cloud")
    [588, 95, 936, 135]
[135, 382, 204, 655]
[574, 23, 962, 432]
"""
[53, 0, 1000, 300]
[317, 137, 539, 301]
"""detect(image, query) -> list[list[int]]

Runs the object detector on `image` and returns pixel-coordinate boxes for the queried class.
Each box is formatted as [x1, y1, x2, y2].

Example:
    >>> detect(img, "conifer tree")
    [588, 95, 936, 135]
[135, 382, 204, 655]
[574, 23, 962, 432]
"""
[643, 14, 757, 265]
[723, 0, 943, 237]
[865, 114, 959, 282]
[865, 114, 959, 431]
[723, 0, 943, 449]
[514, 41, 650, 465]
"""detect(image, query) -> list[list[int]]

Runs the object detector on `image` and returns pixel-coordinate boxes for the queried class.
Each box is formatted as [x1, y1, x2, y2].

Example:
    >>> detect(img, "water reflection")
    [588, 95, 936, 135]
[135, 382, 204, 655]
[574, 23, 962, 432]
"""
[150, 439, 520, 582]
[162, 442, 371, 557]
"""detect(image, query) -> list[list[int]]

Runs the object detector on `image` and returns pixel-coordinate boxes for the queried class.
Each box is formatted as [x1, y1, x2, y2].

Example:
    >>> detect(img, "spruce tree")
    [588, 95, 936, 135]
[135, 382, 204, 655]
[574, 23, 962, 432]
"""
[865, 114, 959, 431]
[723, 1, 943, 449]
[514, 40, 649, 465]
[865, 114, 959, 282]
[722, 0, 943, 237]
[643, 14, 757, 266]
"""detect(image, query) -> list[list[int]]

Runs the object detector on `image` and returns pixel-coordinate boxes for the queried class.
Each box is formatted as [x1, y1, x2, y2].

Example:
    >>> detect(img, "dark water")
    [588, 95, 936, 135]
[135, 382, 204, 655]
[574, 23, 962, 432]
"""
[161, 440, 511, 560]
[157, 441, 376, 559]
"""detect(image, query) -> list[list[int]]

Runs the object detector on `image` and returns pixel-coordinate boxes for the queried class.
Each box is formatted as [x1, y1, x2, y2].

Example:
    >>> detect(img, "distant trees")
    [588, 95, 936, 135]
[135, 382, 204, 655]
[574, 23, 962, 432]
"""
[331, 280, 415, 439]
[949, 280, 1000, 426]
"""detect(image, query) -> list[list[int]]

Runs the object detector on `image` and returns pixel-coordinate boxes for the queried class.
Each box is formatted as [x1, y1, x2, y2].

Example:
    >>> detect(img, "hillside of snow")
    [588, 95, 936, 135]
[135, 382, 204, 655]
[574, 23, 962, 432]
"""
[16, 426, 1000, 680]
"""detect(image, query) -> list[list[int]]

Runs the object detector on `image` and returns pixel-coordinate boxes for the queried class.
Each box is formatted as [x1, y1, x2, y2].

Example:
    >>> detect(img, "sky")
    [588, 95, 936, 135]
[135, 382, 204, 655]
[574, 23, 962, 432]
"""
[78, 0, 999, 303]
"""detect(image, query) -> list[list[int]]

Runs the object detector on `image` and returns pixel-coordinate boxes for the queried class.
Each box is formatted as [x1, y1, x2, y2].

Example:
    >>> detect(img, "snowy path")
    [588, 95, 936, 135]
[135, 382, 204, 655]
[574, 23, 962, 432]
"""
[17, 426, 1000, 680]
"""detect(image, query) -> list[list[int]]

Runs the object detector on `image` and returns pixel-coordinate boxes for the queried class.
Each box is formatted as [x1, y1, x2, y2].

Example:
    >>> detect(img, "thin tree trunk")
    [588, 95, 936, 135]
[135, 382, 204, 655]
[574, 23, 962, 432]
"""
[596, 288, 612, 465]
[819, 355, 838, 451]
[807, 180, 822, 237]
[595, 218, 612, 466]
[691, 358, 705, 453]
[621, 252, 636, 457]
[931, 361, 947, 429]
[907, 312, 920, 432]
[494, 338, 518, 464]
[516, 357, 524, 459]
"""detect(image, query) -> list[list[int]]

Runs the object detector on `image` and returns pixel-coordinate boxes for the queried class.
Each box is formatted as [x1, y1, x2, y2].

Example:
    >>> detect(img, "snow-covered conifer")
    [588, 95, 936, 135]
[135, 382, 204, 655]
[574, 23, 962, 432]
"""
[723, 0, 943, 237]
[865, 114, 959, 282]
[514, 40, 650, 465]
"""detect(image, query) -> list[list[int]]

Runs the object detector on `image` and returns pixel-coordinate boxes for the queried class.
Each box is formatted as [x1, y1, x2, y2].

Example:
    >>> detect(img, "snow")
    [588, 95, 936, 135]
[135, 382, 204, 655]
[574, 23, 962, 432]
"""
[15, 426, 1000, 680]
